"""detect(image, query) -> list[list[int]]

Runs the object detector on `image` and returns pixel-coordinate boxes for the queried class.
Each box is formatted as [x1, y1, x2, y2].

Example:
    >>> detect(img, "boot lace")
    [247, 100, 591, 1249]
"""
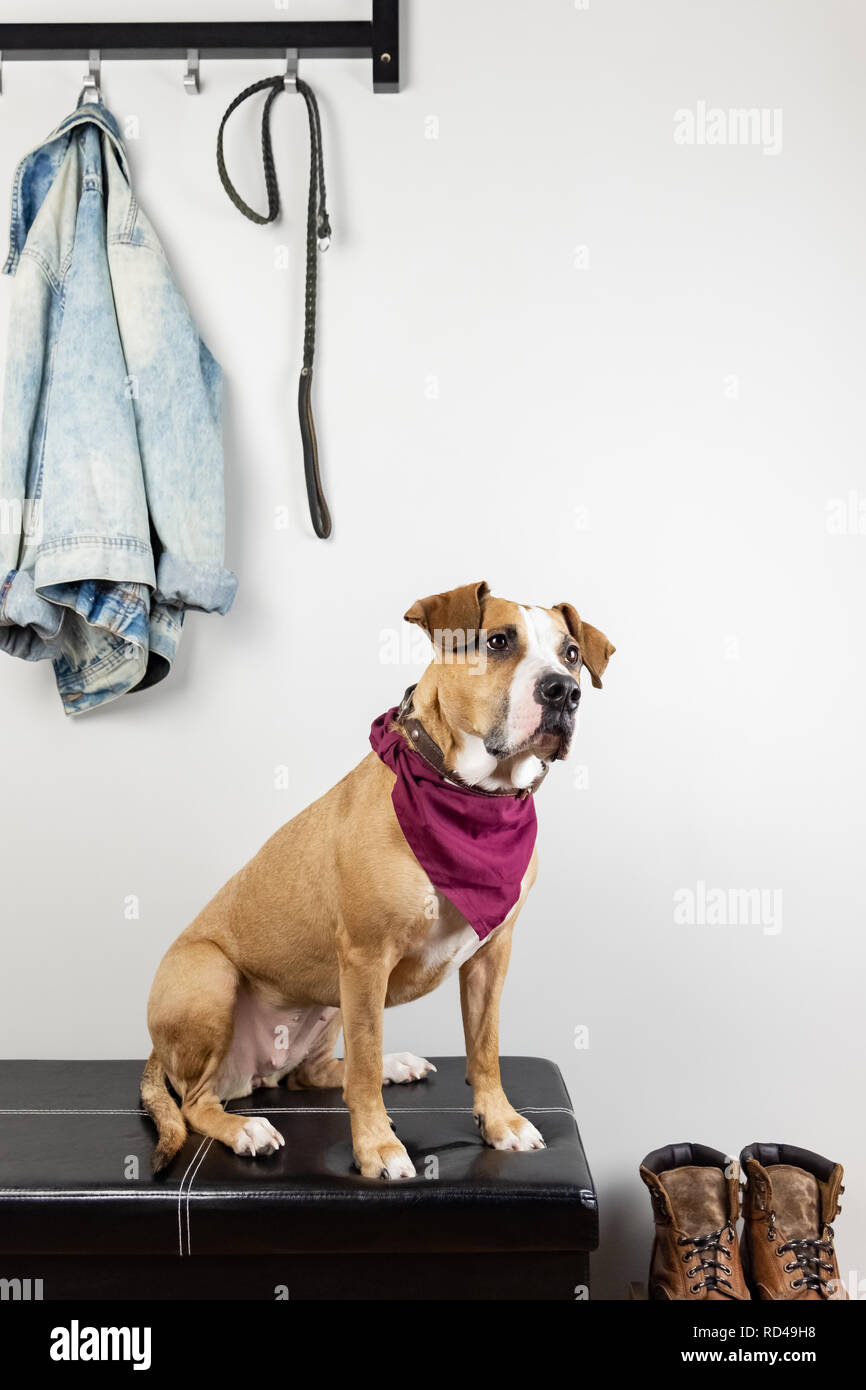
[774, 1221, 837, 1295]
[678, 1222, 735, 1294]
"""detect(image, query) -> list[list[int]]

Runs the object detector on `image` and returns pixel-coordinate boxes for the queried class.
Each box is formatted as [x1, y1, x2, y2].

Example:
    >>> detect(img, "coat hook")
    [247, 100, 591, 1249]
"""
[80, 49, 100, 103]
[184, 48, 200, 95]
[284, 47, 299, 92]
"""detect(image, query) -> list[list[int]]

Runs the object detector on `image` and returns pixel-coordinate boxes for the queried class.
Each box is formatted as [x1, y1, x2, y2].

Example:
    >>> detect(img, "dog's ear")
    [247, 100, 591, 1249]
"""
[404, 581, 490, 653]
[554, 602, 615, 689]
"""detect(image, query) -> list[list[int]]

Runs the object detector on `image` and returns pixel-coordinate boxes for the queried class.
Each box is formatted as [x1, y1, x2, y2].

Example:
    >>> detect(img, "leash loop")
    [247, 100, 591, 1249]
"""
[216, 74, 332, 538]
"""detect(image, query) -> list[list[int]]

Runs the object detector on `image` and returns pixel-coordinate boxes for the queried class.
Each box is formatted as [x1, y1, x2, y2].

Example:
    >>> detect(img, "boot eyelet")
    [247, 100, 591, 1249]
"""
[791, 1279, 803, 1289]
[681, 1253, 691, 1263]
[784, 1261, 797, 1273]
[691, 1284, 701, 1294]
[776, 1246, 786, 1256]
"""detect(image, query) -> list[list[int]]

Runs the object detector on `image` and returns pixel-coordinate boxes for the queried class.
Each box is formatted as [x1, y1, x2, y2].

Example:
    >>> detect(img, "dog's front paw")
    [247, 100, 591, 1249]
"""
[353, 1137, 417, 1180]
[475, 1108, 545, 1153]
[233, 1117, 285, 1157]
[382, 1051, 437, 1084]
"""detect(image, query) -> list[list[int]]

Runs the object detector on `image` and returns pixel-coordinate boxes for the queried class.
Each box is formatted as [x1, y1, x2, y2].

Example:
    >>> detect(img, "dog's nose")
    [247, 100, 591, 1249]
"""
[538, 671, 581, 710]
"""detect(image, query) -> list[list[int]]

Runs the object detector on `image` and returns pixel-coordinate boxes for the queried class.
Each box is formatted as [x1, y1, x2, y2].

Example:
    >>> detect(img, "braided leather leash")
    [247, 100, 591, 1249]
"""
[217, 74, 332, 538]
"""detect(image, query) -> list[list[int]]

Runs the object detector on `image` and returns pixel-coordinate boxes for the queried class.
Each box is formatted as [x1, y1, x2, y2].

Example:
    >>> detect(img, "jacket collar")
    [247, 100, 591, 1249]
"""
[4, 98, 130, 275]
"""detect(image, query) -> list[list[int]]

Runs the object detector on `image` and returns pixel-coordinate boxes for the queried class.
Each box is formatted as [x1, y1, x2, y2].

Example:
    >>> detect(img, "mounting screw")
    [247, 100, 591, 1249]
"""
[380, 52, 391, 63]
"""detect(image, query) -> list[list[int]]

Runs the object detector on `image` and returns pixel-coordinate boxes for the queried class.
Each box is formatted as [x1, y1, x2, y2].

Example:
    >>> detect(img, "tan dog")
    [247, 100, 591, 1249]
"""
[142, 582, 614, 1179]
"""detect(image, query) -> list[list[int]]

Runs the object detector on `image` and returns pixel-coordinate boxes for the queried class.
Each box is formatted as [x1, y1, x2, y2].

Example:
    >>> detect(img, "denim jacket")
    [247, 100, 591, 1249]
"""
[0, 100, 237, 714]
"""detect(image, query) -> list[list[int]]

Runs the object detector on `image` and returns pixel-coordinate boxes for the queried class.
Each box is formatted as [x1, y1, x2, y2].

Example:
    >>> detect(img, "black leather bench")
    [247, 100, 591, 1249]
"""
[0, 1056, 597, 1300]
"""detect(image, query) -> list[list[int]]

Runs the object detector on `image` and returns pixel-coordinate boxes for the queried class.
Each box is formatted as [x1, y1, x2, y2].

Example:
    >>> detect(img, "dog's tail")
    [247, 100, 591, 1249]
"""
[141, 1051, 187, 1174]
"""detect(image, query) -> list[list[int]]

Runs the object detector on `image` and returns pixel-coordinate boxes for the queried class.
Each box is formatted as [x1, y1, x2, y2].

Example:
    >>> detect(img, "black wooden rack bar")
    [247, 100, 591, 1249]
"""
[0, 4, 400, 93]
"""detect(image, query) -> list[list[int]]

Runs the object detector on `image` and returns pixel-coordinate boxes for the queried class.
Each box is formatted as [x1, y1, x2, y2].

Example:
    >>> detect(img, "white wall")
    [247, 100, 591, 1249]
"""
[1, 0, 864, 1300]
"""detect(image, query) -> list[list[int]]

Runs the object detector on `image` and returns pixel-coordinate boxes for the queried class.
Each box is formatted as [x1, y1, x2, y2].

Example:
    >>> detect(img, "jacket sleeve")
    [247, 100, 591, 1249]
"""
[109, 238, 238, 615]
[0, 252, 64, 652]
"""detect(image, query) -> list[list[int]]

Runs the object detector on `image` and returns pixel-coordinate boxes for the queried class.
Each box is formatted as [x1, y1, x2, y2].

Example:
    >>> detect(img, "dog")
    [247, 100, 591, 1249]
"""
[142, 582, 614, 1179]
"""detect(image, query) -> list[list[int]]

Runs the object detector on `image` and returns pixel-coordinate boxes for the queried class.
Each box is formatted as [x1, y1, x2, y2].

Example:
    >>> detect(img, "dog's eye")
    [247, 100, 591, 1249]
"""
[564, 644, 579, 665]
[487, 633, 509, 652]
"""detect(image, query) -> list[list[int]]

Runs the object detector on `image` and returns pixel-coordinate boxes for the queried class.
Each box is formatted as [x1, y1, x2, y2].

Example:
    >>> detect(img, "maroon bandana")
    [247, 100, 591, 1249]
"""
[370, 707, 538, 941]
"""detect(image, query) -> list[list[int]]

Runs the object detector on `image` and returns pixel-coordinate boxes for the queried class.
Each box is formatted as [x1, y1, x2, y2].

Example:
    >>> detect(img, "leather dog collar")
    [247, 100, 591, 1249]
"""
[393, 685, 549, 801]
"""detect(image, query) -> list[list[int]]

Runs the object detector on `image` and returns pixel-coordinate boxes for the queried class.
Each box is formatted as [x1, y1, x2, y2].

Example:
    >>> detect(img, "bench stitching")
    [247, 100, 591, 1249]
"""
[177, 1138, 207, 1257]
[185, 1139, 213, 1257]
[0, 1105, 575, 1117]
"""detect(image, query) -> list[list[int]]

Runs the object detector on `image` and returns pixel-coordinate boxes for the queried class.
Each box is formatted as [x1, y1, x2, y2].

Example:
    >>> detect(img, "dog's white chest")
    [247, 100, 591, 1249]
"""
[411, 861, 535, 981]
[414, 891, 489, 979]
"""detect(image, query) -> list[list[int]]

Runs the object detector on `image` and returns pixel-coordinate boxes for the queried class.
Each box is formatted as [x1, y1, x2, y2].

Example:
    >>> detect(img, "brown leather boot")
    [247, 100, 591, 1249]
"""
[640, 1143, 750, 1300]
[740, 1143, 848, 1300]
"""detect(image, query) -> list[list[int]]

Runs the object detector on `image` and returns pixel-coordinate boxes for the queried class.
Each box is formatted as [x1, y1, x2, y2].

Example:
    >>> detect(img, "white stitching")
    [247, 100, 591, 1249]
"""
[185, 1139, 212, 1257]
[177, 1138, 206, 1257]
[0, 1104, 575, 1117]
[221, 1105, 576, 1117]
[180, 1098, 228, 1255]
[0, 1181, 589, 1203]
[0, 1190, 183, 1199]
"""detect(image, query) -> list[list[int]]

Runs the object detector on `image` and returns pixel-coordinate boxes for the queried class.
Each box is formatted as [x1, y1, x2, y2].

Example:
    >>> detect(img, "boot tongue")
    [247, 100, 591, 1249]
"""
[660, 1165, 728, 1235]
[767, 1164, 821, 1239]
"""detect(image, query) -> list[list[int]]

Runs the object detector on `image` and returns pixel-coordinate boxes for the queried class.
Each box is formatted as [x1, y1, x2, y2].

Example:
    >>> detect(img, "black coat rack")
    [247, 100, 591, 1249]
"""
[0, 8, 400, 539]
[0, 7, 400, 539]
[0, 4, 400, 93]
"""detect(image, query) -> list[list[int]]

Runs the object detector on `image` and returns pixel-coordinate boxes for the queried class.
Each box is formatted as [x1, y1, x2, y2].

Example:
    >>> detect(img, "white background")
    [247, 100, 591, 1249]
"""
[1, 1, 863, 1300]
